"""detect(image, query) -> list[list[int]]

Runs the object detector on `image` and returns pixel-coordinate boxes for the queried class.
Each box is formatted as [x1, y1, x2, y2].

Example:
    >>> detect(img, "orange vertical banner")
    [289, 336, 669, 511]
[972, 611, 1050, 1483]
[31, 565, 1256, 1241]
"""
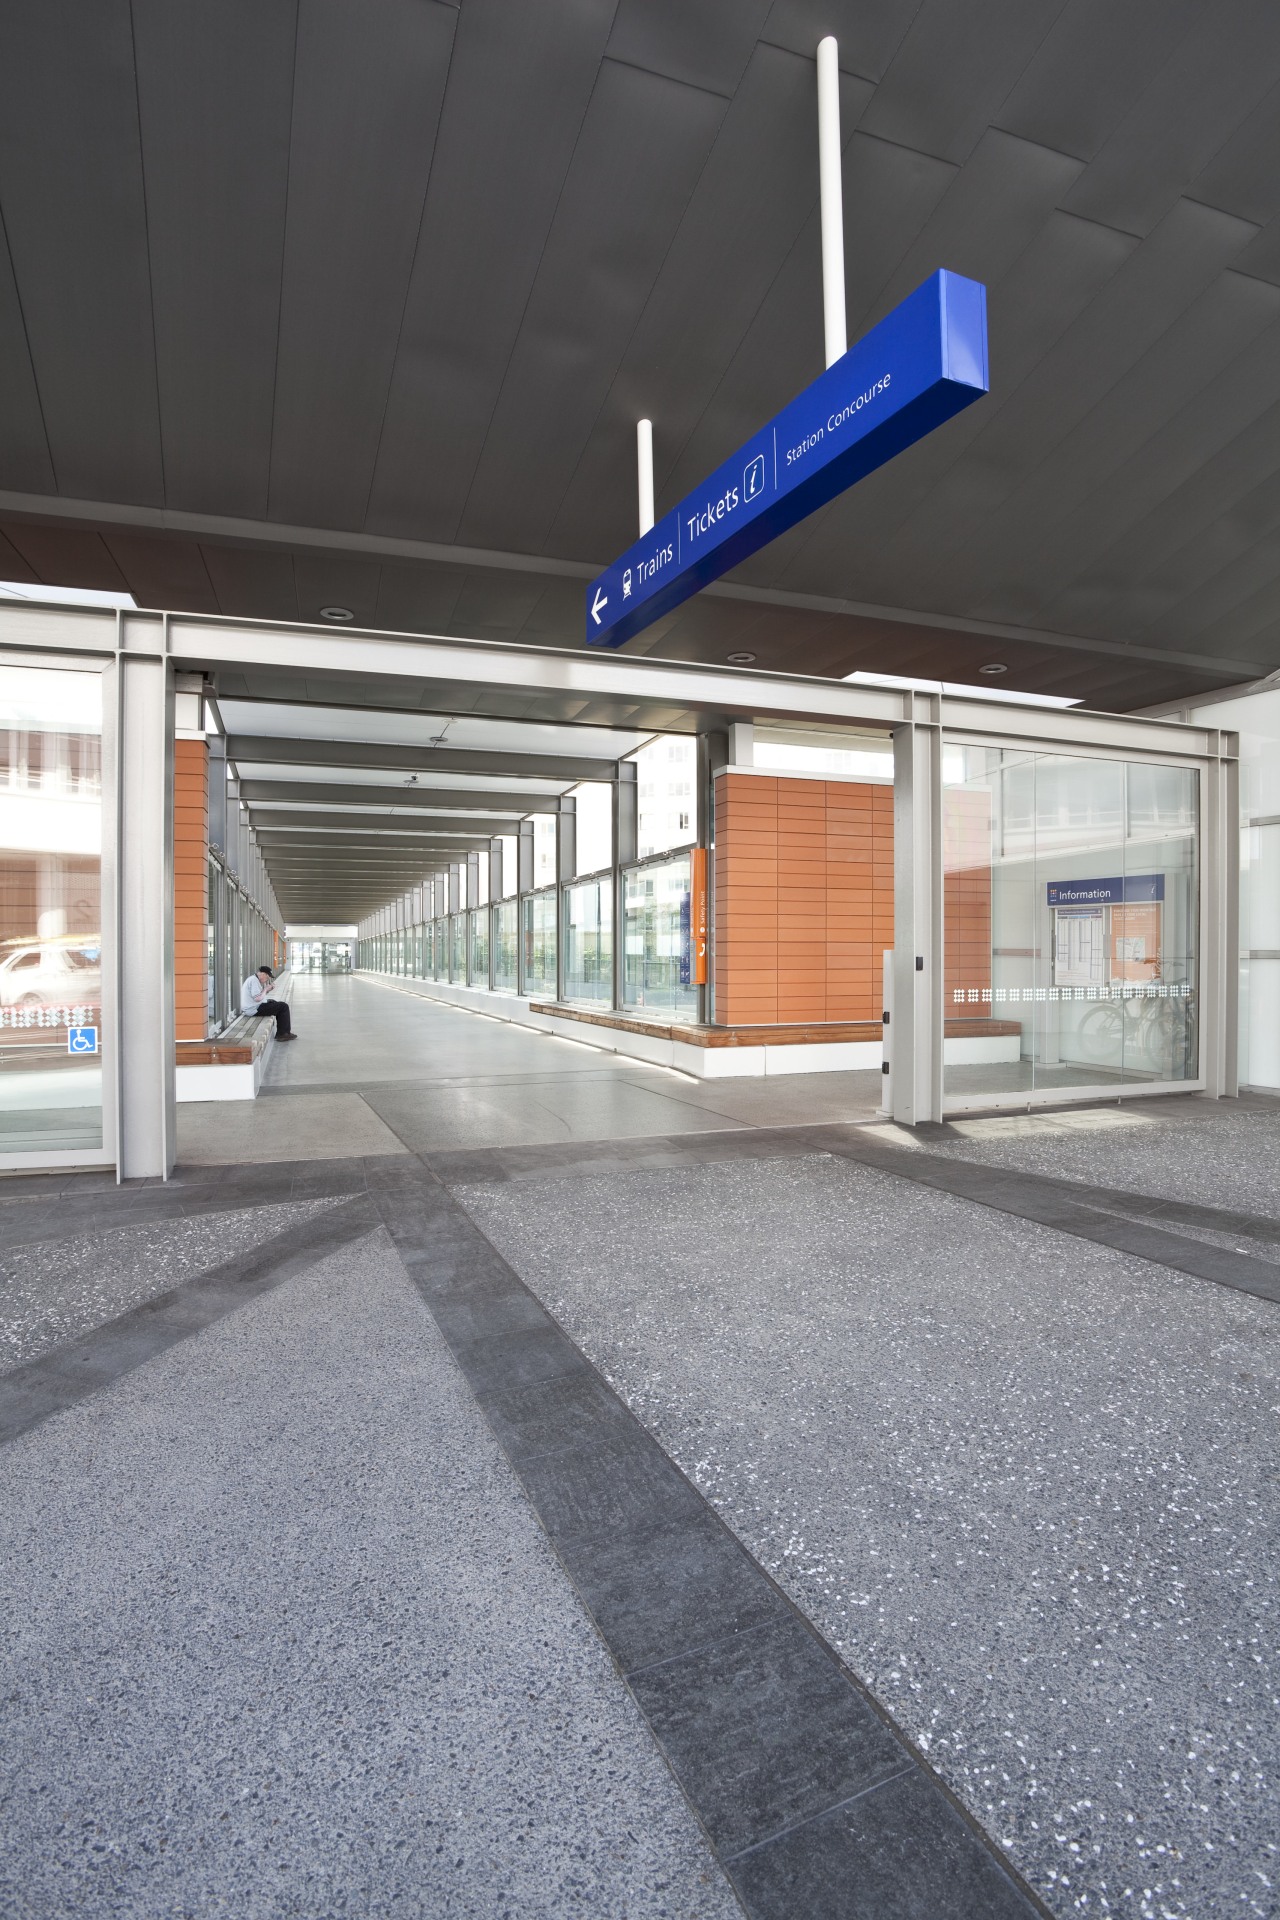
[691, 847, 708, 986]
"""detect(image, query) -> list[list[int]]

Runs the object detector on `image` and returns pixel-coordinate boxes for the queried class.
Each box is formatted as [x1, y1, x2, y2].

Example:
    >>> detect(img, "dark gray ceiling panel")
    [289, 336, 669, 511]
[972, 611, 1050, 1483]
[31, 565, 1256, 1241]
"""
[200, 545, 300, 623]
[606, 0, 772, 98]
[1, 523, 130, 592]
[1062, 0, 1280, 236]
[760, 0, 919, 85]
[858, 0, 1062, 165]
[862, 129, 1083, 332]
[995, 0, 1202, 165]
[889, 198, 1261, 613]
[656, 126, 955, 532]
[292, 555, 383, 628]
[774, 208, 1137, 589]
[5, 6, 1280, 710]
[1132, 514, 1280, 650]
[0, 528, 40, 584]
[548, 45, 872, 560]
[132, 0, 296, 519]
[1068, 420, 1280, 638]
[1187, 79, 1280, 230]
[373, 562, 469, 636]
[267, 0, 456, 529]
[365, 0, 615, 543]
[0, 1, 163, 502]
[0, 218, 55, 493]
[940, 270, 1280, 627]
[1231, 217, 1280, 289]
[1027, 308, 1280, 620]
[456, 58, 729, 550]
[104, 532, 220, 613]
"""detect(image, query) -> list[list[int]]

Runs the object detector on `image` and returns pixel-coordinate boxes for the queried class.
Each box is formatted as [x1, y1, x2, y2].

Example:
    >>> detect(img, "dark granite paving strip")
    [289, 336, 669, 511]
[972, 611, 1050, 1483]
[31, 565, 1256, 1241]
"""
[802, 1128, 1280, 1306]
[425, 1121, 1280, 1305]
[421, 1125, 820, 1187]
[0, 1197, 378, 1444]
[0, 1154, 409, 1254]
[1027, 1180, 1280, 1247]
[366, 1157, 1046, 1920]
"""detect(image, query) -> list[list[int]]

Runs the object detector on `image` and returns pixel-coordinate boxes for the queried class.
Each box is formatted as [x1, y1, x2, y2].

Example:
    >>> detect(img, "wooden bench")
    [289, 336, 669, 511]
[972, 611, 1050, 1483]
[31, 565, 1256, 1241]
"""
[175, 972, 292, 1100]
[528, 1004, 1022, 1046]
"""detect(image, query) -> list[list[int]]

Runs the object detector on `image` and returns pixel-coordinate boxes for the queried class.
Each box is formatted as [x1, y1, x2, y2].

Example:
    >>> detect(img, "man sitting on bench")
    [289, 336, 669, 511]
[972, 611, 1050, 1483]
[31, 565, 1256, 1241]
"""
[241, 964, 296, 1041]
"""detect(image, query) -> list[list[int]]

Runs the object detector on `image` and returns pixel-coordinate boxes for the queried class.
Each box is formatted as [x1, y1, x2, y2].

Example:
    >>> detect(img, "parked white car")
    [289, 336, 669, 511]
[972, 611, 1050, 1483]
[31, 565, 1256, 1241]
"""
[0, 940, 101, 1013]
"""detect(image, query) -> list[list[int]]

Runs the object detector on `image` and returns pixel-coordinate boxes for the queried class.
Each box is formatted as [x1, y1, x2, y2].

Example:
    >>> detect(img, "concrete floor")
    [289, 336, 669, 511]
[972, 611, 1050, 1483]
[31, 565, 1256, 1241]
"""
[6, 978, 1276, 1918]
[177, 973, 885, 1166]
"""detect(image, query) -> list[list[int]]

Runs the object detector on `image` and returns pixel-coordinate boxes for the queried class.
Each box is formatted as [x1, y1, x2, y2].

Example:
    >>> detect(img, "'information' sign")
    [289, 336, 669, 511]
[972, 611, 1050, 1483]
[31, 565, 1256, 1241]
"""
[586, 269, 988, 649]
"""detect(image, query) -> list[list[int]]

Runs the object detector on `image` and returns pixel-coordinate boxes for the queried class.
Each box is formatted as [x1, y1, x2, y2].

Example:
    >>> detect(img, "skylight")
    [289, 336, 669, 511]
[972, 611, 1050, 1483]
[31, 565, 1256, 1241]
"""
[844, 669, 1081, 709]
[0, 581, 138, 610]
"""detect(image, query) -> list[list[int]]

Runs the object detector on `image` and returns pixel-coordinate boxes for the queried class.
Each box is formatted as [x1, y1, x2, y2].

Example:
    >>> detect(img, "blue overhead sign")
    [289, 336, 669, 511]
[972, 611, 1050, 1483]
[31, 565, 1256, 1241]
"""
[586, 269, 988, 649]
[1047, 876, 1166, 907]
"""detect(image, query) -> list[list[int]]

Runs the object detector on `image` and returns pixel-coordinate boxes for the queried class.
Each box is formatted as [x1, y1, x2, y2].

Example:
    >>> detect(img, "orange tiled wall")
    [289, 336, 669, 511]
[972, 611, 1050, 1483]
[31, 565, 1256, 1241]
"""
[174, 738, 209, 1041]
[943, 789, 993, 1017]
[713, 774, 895, 1024]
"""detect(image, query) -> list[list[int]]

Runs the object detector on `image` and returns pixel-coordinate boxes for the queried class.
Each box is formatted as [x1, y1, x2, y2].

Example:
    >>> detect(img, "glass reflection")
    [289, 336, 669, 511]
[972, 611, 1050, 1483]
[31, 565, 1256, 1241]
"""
[0, 665, 104, 1153]
[943, 747, 1199, 1103]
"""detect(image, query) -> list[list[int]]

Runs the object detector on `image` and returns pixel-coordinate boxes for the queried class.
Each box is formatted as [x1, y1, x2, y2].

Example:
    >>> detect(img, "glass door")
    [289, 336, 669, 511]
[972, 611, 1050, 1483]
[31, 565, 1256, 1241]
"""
[0, 663, 105, 1155]
[943, 746, 1199, 1107]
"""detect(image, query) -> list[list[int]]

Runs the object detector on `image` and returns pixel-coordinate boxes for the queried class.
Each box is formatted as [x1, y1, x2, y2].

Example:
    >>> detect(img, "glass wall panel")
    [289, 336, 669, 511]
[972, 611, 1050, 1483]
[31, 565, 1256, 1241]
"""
[943, 747, 1199, 1104]
[207, 858, 218, 1032]
[623, 854, 696, 1020]
[632, 736, 696, 858]
[532, 816, 557, 888]
[449, 914, 466, 981]
[522, 889, 557, 997]
[496, 835, 518, 897]
[572, 783, 613, 876]
[469, 906, 489, 986]
[0, 664, 104, 1153]
[493, 899, 518, 992]
[563, 877, 612, 1005]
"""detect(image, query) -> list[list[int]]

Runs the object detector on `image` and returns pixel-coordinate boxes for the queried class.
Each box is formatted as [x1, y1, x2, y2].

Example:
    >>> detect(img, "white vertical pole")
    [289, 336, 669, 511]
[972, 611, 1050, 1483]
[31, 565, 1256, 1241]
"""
[891, 695, 944, 1125]
[637, 418, 655, 535]
[115, 632, 175, 1178]
[817, 36, 847, 368]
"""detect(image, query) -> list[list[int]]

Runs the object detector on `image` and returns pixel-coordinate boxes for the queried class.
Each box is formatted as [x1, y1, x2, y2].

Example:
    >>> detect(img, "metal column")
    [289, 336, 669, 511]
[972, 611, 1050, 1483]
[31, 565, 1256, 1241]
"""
[555, 796, 576, 1005]
[612, 761, 637, 1011]
[891, 697, 944, 1125]
[112, 638, 175, 1179]
[1202, 728, 1240, 1099]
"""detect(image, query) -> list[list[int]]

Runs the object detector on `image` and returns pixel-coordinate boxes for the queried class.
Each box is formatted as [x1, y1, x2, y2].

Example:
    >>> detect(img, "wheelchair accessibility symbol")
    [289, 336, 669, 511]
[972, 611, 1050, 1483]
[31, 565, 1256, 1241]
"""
[68, 1026, 99, 1055]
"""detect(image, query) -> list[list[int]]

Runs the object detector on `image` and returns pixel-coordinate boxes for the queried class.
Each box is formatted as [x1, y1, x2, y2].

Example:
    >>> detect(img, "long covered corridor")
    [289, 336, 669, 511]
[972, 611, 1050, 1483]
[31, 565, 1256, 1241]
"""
[177, 971, 885, 1166]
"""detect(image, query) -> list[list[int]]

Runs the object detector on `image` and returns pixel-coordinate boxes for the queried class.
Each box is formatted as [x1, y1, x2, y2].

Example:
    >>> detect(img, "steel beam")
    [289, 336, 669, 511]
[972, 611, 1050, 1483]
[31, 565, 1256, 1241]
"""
[225, 735, 609, 781]
[239, 781, 557, 812]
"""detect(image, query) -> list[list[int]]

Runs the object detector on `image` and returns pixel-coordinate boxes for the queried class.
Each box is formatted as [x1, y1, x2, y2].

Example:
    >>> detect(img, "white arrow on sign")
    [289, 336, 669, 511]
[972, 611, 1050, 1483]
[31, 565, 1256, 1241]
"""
[590, 586, 608, 626]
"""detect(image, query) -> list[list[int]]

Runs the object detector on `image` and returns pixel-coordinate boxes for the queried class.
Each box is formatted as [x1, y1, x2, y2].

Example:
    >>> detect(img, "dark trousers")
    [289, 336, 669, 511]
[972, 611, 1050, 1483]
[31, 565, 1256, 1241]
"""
[254, 997, 292, 1037]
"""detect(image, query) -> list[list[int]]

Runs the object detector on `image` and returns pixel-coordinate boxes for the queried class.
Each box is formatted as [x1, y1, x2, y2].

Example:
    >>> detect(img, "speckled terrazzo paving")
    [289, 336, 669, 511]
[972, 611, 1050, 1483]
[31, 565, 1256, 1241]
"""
[458, 1153, 1280, 1920]
[0, 1197, 345, 1371]
[920, 1102, 1280, 1219]
[0, 1227, 738, 1920]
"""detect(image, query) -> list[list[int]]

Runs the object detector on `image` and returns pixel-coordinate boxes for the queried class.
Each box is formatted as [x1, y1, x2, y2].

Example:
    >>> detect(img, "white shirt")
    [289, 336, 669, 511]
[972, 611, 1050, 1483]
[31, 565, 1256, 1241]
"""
[241, 973, 270, 1015]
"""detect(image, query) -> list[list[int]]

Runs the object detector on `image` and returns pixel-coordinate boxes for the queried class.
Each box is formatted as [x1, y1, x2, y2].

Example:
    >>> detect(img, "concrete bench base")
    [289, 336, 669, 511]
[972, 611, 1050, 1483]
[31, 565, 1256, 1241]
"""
[175, 976, 292, 1101]
[358, 974, 1023, 1078]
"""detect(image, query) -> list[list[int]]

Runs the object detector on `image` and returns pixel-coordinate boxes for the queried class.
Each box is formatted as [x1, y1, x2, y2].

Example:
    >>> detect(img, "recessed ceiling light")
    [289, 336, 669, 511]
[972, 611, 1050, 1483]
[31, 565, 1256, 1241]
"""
[979, 661, 1008, 675]
[320, 605, 354, 623]
[726, 651, 756, 665]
